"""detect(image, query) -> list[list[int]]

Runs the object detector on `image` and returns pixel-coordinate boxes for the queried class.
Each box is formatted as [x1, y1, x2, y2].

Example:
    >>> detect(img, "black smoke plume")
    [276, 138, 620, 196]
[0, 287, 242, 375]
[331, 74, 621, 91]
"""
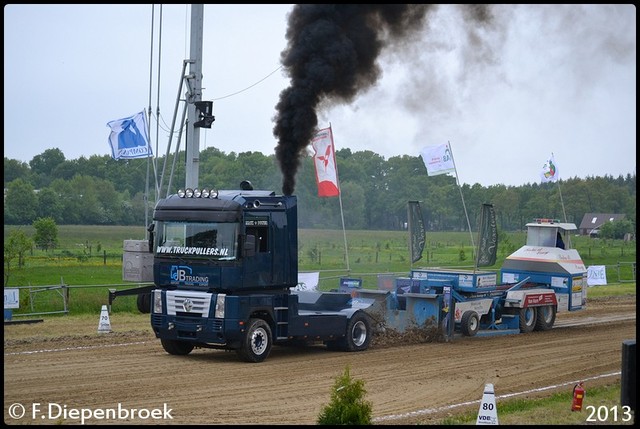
[272, 4, 432, 196]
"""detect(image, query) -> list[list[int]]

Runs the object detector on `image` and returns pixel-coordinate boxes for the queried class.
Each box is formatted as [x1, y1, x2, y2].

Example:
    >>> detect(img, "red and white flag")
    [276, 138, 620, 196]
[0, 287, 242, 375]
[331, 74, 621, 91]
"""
[312, 127, 340, 197]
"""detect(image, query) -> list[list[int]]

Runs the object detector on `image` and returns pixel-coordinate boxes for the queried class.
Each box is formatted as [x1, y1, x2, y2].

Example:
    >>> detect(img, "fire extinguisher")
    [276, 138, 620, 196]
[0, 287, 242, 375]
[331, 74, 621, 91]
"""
[571, 382, 585, 411]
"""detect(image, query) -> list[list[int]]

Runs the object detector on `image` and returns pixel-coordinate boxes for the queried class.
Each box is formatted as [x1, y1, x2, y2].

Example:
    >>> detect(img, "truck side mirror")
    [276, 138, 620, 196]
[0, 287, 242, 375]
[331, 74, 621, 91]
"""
[243, 234, 256, 258]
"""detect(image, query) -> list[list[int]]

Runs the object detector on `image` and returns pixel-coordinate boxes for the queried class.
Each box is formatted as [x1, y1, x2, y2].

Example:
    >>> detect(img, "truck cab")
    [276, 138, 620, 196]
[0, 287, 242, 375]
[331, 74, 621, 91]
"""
[151, 186, 297, 294]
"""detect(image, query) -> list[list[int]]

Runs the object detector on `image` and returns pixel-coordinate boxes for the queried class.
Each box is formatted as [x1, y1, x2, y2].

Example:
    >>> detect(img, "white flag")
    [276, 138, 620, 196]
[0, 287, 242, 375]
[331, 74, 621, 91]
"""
[540, 153, 559, 183]
[420, 143, 455, 176]
[312, 127, 340, 197]
[107, 111, 152, 160]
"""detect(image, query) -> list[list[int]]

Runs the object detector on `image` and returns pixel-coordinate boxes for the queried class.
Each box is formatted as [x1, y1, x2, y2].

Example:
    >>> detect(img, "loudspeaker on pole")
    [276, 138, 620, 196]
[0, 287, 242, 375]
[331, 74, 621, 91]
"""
[97, 304, 112, 333]
[476, 383, 499, 425]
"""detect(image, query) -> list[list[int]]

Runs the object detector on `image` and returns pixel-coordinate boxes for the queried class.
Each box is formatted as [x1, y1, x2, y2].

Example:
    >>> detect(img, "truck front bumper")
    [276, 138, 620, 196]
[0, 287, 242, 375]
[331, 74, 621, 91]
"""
[151, 313, 243, 349]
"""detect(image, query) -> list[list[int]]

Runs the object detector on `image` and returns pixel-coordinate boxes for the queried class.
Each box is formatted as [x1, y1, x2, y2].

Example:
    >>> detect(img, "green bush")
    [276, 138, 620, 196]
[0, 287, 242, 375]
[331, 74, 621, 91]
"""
[317, 365, 373, 425]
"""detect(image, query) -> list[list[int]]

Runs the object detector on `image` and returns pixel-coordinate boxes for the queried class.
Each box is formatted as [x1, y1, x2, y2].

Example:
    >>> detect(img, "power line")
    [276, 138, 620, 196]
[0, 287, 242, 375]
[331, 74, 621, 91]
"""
[212, 65, 283, 101]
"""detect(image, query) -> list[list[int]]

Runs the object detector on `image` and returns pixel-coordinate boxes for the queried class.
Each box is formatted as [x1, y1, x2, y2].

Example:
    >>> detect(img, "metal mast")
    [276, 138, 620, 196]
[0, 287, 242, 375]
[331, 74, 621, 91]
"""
[185, 4, 204, 189]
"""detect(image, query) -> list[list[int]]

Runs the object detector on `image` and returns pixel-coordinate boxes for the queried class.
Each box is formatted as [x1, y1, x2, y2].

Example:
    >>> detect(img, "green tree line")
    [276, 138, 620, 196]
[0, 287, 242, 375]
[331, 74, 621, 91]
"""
[4, 147, 637, 232]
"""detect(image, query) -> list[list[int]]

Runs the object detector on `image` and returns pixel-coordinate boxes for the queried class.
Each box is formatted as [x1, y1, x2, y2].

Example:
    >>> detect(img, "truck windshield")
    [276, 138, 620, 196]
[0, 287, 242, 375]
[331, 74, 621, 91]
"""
[155, 221, 238, 260]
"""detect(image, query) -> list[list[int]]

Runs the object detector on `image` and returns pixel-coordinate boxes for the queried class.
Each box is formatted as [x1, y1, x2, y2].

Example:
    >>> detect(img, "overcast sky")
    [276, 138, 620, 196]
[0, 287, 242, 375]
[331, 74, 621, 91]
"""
[4, 4, 636, 187]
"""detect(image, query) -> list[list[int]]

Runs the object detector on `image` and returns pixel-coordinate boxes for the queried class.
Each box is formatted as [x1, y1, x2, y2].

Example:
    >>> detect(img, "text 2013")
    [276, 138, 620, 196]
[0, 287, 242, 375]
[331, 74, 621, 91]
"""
[585, 405, 633, 423]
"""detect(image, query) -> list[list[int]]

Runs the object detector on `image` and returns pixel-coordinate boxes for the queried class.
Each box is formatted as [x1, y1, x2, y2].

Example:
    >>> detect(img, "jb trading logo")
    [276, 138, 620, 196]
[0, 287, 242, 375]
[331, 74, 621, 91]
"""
[171, 265, 192, 282]
[170, 265, 209, 286]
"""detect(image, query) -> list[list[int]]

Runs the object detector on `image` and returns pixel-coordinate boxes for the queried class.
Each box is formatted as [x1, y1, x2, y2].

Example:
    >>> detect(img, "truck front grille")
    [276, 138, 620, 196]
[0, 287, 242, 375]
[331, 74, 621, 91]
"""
[166, 290, 211, 317]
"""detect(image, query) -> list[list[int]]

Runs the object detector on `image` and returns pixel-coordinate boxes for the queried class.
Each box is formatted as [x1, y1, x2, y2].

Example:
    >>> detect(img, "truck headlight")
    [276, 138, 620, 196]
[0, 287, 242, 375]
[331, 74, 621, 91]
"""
[152, 290, 162, 313]
[214, 293, 226, 318]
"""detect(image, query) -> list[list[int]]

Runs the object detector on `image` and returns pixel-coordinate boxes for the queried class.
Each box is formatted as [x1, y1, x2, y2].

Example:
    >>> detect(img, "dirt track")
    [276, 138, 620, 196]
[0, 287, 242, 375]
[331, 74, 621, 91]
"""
[3, 295, 636, 425]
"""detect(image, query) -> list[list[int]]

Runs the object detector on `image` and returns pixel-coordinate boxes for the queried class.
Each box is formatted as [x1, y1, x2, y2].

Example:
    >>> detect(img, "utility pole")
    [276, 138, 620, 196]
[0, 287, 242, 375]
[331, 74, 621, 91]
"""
[185, 4, 203, 189]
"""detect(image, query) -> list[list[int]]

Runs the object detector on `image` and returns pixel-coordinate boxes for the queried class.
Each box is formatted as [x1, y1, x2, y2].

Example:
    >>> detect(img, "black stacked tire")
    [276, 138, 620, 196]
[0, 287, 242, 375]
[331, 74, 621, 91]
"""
[137, 293, 151, 314]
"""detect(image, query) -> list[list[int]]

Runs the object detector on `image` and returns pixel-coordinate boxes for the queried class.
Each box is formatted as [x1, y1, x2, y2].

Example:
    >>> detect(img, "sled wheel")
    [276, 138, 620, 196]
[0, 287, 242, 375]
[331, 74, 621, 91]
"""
[161, 339, 194, 355]
[534, 305, 556, 331]
[461, 311, 480, 337]
[519, 307, 537, 333]
[237, 318, 272, 363]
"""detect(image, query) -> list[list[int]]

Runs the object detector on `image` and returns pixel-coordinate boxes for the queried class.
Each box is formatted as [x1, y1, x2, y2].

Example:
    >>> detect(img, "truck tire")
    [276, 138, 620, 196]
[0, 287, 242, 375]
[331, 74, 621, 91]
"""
[534, 305, 556, 331]
[161, 339, 194, 355]
[137, 293, 151, 314]
[344, 311, 372, 352]
[460, 311, 480, 337]
[237, 318, 272, 363]
[519, 307, 537, 333]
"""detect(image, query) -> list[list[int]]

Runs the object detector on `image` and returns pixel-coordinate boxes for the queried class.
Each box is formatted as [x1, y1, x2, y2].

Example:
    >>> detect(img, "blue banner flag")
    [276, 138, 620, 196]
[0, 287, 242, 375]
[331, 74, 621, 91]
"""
[107, 111, 152, 159]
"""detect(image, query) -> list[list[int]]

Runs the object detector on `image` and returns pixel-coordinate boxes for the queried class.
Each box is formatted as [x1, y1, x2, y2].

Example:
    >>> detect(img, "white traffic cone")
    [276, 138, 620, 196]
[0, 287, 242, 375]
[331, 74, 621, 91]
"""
[97, 305, 112, 333]
[476, 383, 499, 425]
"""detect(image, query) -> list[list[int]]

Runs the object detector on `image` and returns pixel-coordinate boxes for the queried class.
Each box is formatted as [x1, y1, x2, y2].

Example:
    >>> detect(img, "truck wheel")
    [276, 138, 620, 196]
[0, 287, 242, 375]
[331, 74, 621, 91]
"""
[519, 307, 537, 333]
[344, 311, 372, 352]
[534, 305, 556, 331]
[460, 311, 480, 337]
[237, 318, 272, 363]
[161, 339, 194, 355]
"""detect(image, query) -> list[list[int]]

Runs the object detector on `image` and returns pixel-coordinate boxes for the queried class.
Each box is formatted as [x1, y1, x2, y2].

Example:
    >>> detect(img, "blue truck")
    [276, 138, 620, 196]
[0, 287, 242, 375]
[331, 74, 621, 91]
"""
[113, 182, 374, 362]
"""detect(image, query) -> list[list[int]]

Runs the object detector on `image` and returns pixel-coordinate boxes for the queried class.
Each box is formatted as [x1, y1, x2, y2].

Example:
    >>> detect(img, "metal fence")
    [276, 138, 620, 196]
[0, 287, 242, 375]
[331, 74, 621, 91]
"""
[7, 282, 70, 317]
[616, 261, 636, 283]
[5, 281, 150, 318]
